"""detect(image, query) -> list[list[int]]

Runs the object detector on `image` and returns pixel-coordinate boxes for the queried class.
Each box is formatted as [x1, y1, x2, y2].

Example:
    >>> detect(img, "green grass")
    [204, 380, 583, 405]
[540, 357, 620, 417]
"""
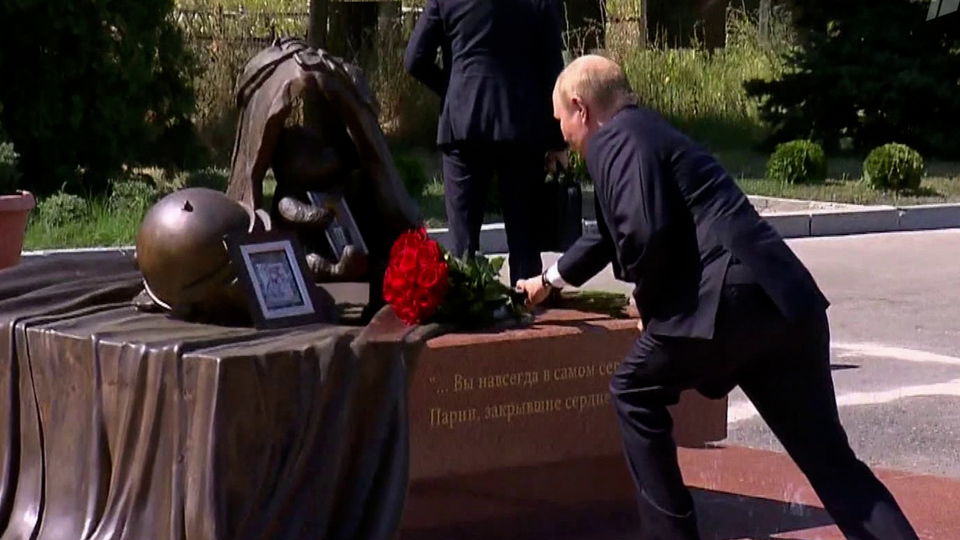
[717, 151, 960, 205]
[406, 147, 960, 212]
[24, 198, 146, 251]
[689, 152, 960, 207]
[736, 177, 960, 206]
[176, 0, 307, 11]
[22, 152, 960, 251]
[618, 8, 795, 150]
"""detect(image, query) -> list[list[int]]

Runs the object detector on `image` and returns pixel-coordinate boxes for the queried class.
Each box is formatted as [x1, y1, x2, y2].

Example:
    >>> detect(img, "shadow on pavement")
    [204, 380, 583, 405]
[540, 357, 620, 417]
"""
[400, 487, 834, 540]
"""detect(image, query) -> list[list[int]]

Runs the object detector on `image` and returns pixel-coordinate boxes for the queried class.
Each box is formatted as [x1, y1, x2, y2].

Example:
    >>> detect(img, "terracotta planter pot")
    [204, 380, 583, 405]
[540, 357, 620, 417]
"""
[0, 190, 36, 270]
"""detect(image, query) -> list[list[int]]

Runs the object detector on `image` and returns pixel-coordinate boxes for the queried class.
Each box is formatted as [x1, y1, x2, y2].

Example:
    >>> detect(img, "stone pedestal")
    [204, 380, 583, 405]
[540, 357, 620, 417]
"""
[402, 308, 728, 533]
[409, 309, 727, 480]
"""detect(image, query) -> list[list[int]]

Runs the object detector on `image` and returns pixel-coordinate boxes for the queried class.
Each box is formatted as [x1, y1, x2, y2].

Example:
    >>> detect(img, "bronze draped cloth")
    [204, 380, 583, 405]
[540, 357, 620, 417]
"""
[0, 251, 436, 540]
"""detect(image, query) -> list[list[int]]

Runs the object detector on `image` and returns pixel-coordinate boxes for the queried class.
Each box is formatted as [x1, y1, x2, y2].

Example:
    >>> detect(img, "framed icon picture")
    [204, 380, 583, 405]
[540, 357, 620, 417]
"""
[225, 230, 334, 329]
[307, 191, 368, 262]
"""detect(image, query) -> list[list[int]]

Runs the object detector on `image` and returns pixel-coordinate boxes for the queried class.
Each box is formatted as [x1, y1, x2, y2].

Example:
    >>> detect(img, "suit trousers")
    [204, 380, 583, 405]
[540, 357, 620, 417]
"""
[441, 142, 544, 286]
[610, 282, 919, 540]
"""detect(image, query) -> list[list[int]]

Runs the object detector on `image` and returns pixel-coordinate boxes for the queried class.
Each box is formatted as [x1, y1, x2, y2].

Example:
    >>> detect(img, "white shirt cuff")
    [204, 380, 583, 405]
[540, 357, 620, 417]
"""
[544, 263, 569, 289]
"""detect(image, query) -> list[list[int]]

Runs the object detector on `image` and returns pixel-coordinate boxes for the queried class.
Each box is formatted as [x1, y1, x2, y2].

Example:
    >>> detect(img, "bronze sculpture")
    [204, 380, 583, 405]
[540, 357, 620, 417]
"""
[135, 186, 339, 325]
[135, 187, 253, 323]
[134, 38, 418, 326]
[225, 37, 424, 322]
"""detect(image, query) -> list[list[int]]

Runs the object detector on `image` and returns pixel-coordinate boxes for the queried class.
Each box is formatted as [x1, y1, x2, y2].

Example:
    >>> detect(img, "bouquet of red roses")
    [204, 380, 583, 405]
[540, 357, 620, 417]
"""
[382, 227, 527, 327]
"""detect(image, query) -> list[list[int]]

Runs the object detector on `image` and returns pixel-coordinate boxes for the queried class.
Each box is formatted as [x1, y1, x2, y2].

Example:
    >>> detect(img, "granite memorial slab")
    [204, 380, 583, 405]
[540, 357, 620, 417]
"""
[408, 309, 728, 480]
[401, 307, 729, 535]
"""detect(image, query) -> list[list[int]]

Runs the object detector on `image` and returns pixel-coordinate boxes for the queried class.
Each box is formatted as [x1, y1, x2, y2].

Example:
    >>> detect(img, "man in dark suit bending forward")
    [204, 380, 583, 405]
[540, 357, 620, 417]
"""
[516, 54, 918, 540]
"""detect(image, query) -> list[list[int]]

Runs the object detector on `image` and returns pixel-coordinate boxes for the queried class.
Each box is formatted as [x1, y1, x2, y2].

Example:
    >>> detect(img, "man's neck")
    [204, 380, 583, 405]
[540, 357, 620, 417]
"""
[595, 102, 636, 129]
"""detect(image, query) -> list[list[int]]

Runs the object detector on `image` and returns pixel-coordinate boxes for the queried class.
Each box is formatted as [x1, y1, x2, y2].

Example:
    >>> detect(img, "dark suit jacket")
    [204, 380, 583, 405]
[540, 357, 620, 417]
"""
[557, 105, 830, 339]
[404, 0, 566, 150]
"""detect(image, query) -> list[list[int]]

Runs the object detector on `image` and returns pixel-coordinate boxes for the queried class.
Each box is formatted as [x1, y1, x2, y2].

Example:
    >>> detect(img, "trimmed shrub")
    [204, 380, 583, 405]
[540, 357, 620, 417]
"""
[180, 168, 229, 193]
[36, 193, 89, 228]
[765, 140, 828, 184]
[863, 143, 924, 192]
[0, 141, 20, 195]
[109, 179, 161, 213]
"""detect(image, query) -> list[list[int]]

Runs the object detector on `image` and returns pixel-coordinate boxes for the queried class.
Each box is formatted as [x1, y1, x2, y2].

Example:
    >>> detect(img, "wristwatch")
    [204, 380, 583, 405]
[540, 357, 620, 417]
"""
[540, 272, 554, 290]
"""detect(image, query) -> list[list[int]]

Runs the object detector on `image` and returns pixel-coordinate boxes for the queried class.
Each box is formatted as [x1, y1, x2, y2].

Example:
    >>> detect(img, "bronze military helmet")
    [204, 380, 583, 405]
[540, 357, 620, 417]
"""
[135, 187, 254, 323]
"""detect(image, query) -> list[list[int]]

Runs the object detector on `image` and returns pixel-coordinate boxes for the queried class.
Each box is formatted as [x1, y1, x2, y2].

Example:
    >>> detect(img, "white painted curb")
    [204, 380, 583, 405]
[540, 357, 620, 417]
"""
[765, 203, 960, 239]
[426, 222, 507, 254]
[897, 204, 960, 230]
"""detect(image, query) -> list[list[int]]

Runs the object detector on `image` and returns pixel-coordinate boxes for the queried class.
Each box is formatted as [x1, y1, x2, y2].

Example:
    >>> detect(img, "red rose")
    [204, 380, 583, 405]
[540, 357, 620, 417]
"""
[383, 267, 397, 302]
[418, 240, 441, 266]
[390, 240, 405, 260]
[383, 227, 450, 325]
[399, 247, 419, 272]
[414, 288, 435, 311]
[390, 228, 426, 259]
[395, 305, 417, 325]
[411, 227, 428, 243]
[390, 269, 409, 291]
[417, 264, 440, 289]
[396, 289, 423, 324]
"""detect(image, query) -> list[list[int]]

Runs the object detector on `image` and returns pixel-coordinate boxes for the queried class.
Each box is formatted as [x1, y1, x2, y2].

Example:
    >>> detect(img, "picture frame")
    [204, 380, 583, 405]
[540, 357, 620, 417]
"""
[307, 191, 368, 262]
[224, 230, 333, 329]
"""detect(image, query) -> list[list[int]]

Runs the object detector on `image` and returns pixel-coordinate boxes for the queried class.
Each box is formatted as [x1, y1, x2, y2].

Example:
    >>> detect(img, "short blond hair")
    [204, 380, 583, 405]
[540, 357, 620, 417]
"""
[554, 54, 637, 114]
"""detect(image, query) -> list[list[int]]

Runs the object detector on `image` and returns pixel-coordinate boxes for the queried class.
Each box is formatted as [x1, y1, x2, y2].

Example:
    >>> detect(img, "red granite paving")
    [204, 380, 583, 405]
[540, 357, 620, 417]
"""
[680, 446, 960, 539]
[400, 445, 960, 540]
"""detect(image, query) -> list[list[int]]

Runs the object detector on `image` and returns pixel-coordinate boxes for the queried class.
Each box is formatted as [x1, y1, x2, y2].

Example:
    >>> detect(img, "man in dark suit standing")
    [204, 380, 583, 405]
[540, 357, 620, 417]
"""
[517, 55, 919, 540]
[404, 0, 568, 286]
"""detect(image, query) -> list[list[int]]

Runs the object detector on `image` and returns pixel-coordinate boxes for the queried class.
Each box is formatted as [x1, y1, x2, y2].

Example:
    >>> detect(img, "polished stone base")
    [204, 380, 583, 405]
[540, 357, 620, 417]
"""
[408, 308, 728, 482]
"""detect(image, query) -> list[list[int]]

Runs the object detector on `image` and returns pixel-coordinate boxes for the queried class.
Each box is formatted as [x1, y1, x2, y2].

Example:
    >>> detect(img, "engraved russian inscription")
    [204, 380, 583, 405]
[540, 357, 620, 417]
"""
[423, 360, 621, 429]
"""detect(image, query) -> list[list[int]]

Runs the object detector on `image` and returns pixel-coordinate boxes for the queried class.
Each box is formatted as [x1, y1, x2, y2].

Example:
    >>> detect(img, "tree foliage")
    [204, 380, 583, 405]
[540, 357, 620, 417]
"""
[0, 0, 201, 196]
[745, 0, 960, 158]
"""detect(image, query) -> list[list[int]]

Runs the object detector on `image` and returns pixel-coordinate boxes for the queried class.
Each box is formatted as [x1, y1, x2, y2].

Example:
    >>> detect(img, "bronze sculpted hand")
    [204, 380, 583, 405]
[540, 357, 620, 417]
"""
[277, 196, 336, 228]
[306, 245, 369, 281]
[275, 194, 368, 281]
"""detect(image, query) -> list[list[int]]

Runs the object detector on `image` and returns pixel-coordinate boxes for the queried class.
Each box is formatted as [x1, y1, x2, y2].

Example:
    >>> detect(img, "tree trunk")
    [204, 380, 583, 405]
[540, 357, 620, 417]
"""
[305, 0, 329, 131]
[759, 0, 772, 45]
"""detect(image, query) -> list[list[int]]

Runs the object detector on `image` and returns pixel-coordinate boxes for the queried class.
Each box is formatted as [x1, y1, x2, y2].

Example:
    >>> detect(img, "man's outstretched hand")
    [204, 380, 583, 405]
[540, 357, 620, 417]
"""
[515, 276, 552, 308]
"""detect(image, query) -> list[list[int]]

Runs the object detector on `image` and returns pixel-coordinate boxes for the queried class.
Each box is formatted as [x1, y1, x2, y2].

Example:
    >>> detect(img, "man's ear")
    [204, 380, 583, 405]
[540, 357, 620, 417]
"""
[574, 96, 590, 125]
